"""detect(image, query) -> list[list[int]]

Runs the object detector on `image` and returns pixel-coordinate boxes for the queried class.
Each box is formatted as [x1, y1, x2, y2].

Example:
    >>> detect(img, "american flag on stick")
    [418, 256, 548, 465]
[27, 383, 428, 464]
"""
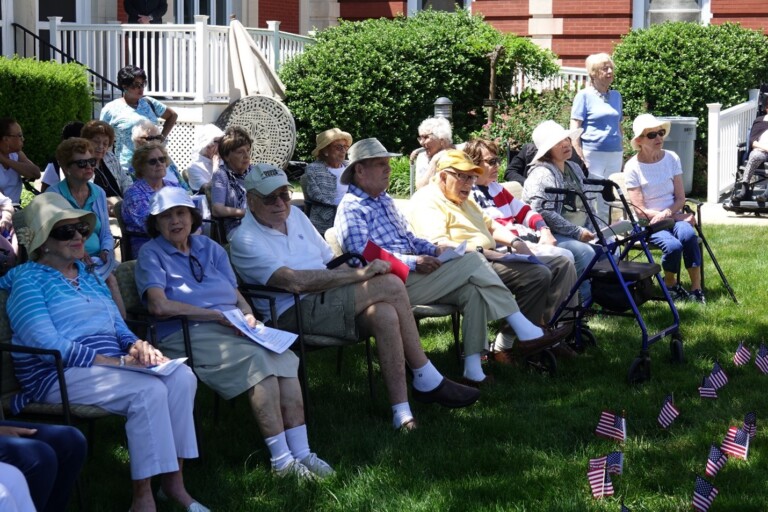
[756, 344, 768, 374]
[743, 411, 757, 439]
[708, 361, 728, 389]
[657, 393, 680, 429]
[589, 451, 623, 475]
[595, 410, 626, 442]
[692, 475, 718, 512]
[704, 444, 727, 478]
[587, 462, 614, 498]
[733, 342, 751, 366]
[721, 426, 749, 460]
[698, 376, 717, 399]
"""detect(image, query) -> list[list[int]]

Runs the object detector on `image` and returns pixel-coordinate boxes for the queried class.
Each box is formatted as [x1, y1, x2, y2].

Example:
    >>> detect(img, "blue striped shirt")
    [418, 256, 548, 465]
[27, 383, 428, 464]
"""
[0, 261, 137, 413]
[335, 184, 438, 270]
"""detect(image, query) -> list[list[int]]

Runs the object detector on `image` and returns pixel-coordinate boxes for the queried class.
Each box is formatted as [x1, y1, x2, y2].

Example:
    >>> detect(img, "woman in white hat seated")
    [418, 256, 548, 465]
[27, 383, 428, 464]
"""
[0, 193, 207, 512]
[623, 113, 703, 303]
[300, 128, 353, 235]
[186, 124, 224, 193]
[522, 120, 600, 305]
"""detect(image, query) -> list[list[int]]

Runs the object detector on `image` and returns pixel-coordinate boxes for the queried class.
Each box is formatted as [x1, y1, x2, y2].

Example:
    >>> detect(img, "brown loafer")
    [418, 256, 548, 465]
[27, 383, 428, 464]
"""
[460, 374, 495, 388]
[514, 325, 571, 357]
[492, 350, 518, 366]
[551, 342, 579, 359]
[412, 378, 481, 408]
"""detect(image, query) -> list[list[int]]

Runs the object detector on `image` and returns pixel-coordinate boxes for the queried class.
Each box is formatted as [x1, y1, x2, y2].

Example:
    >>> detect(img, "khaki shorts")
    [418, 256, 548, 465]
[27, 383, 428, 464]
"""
[276, 285, 359, 344]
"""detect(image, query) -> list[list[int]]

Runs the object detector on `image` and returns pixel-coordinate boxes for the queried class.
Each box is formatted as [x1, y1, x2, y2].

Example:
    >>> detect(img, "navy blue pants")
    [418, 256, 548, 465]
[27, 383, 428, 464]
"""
[0, 421, 87, 512]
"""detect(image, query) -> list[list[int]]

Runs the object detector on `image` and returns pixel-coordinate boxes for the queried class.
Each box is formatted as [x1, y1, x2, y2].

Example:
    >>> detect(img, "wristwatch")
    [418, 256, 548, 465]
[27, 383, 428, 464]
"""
[475, 246, 484, 254]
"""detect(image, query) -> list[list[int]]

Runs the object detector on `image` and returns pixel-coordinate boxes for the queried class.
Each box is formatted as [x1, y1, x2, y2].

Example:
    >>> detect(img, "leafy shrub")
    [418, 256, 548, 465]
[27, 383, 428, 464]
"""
[0, 57, 92, 168]
[281, 10, 559, 160]
[613, 22, 768, 152]
[388, 156, 411, 198]
[475, 88, 576, 150]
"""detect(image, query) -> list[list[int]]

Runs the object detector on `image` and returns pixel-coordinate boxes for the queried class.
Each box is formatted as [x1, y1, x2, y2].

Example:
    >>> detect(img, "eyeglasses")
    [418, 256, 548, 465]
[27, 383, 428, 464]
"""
[444, 170, 478, 184]
[329, 144, 349, 152]
[49, 222, 91, 241]
[147, 156, 167, 166]
[142, 135, 164, 142]
[4, 133, 23, 139]
[128, 82, 147, 89]
[68, 158, 97, 169]
[189, 254, 204, 283]
[417, 134, 434, 142]
[484, 157, 501, 167]
[644, 129, 667, 140]
[258, 190, 293, 205]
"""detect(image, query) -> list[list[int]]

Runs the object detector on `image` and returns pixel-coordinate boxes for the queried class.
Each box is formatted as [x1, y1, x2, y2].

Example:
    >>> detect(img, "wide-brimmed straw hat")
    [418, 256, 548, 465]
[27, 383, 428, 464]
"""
[311, 128, 353, 158]
[12, 194, 96, 260]
[531, 120, 583, 163]
[631, 113, 671, 150]
[435, 149, 483, 176]
[340, 138, 401, 185]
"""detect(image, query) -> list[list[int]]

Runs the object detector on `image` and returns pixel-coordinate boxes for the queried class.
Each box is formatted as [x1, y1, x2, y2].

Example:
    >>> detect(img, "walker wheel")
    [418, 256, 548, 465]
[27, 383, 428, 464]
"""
[580, 327, 597, 348]
[628, 356, 651, 385]
[525, 349, 557, 377]
[670, 336, 685, 364]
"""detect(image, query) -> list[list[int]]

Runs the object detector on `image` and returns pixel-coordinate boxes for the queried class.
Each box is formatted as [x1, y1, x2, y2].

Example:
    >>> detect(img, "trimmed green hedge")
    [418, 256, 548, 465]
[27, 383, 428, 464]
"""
[280, 10, 559, 160]
[0, 57, 92, 167]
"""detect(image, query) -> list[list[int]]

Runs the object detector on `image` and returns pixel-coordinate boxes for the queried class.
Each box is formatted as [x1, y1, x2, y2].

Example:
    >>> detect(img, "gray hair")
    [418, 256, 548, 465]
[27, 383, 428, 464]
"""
[418, 117, 452, 144]
[131, 119, 160, 146]
[585, 53, 614, 79]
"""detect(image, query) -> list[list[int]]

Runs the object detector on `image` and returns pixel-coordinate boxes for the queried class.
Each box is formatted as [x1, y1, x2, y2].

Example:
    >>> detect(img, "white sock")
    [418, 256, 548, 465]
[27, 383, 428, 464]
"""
[463, 353, 485, 382]
[392, 402, 414, 429]
[506, 312, 543, 341]
[265, 432, 293, 470]
[285, 424, 311, 461]
[494, 331, 515, 351]
[411, 360, 443, 392]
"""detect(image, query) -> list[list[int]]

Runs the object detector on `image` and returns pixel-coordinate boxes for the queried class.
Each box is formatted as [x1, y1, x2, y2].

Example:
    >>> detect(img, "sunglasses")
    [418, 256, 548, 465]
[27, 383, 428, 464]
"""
[444, 170, 478, 184]
[128, 82, 147, 89]
[644, 129, 667, 140]
[50, 222, 91, 241]
[68, 158, 97, 169]
[189, 254, 204, 283]
[484, 157, 502, 167]
[147, 156, 167, 166]
[259, 190, 293, 205]
[143, 135, 164, 142]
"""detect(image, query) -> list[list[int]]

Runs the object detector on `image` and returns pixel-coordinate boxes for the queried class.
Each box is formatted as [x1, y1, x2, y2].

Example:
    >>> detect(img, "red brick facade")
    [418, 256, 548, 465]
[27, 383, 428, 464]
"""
[340, 1, 408, 21]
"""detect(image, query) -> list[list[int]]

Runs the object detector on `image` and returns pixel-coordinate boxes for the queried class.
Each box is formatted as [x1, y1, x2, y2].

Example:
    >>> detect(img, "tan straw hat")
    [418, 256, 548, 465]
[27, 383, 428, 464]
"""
[311, 128, 353, 158]
[340, 138, 401, 185]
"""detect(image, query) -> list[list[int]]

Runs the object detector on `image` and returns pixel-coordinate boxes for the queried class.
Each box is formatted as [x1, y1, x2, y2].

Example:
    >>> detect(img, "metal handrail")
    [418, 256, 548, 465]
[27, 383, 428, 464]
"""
[11, 22, 122, 116]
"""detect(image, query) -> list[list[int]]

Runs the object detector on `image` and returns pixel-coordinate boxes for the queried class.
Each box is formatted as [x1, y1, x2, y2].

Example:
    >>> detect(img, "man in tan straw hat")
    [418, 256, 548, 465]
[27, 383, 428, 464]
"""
[336, 139, 569, 387]
[230, 163, 480, 431]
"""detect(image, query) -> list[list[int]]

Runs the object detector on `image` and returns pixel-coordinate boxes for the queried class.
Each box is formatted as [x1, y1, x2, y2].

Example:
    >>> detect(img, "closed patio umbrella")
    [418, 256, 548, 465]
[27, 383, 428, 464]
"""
[227, 18, 286, 101]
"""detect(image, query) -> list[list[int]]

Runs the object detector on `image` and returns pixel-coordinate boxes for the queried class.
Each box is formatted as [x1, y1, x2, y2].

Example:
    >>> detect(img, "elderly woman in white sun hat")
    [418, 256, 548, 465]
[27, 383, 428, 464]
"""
[522, 120, 600, 305]
[186, 124, 224, 193]
[623, 113, 703, 303]
[300, 127, 353, 235]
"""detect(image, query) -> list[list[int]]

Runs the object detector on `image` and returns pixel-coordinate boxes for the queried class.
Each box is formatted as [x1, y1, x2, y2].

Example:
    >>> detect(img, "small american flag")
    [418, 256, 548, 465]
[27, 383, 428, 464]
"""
[657, 394, 680, 429]
[756, 344, 768, 374]
[709, 361, 728, 389]
[595, 410, 626, 442]
[733, 342, 751, 366]
[721, 426, 749, 460]
[704, 443, 727, 478]
[698, 376, 717, 399]
[589, 451, 623, 475]
[587, 463, 614, 498]
[743, 411, 757, 439]
[692, 475, 718, 511]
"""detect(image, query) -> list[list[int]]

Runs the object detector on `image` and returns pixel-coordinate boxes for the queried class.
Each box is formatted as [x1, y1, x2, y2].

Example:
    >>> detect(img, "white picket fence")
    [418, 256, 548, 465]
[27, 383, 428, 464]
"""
[511, 66, 589, 96]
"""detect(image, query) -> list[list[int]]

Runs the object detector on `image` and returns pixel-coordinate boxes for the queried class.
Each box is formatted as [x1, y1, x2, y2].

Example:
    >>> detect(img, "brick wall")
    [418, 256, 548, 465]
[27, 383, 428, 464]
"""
[260, 0, 300, 33]
[117, 0, 128, 22]
[340, 1, 408, 21]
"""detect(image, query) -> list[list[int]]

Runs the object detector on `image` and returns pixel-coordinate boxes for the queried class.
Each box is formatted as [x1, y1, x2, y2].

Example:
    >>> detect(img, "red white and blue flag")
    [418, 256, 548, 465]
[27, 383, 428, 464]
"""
[743, 411, 757, 439]
[733, 342, 751, 366]
[595, 410, 626, 442]
[589, 451, 623, 475]
[721, 426, 749, 460]
[698, 376, 717, 399]
[704, 443, 727, 478]
[587, 463, 614, 498]
[657, 394, 680, 429]
[756, 344, 768, 374]
[708, 361, 728, 389]
[692, 475, 718, 511]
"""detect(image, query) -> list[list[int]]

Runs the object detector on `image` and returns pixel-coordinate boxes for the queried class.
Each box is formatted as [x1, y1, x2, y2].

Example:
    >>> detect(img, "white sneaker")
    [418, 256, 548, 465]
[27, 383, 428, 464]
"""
[300, 453, 335, 477]
[274, 459, 318, 481]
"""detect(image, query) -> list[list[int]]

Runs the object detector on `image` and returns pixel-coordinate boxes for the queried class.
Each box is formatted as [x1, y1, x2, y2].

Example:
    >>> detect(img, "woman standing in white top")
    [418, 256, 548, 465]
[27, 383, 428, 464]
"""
[0, 118, 41, 203]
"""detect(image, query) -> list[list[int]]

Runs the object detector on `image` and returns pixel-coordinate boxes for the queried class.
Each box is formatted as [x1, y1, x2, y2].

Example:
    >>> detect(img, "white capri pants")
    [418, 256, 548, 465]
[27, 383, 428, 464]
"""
[582, 149, 624, 223]
[43, 364, 199, 480]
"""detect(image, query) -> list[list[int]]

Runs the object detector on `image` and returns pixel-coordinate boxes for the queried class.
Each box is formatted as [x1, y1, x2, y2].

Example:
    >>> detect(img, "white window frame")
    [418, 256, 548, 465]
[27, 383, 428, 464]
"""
[634, 0, 712, 29]
[175, 0, 234, 25]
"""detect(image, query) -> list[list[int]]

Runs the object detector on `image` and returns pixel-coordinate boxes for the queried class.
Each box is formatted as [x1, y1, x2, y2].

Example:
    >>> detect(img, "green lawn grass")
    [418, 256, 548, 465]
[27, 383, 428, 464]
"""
[75, 225, 767, 511]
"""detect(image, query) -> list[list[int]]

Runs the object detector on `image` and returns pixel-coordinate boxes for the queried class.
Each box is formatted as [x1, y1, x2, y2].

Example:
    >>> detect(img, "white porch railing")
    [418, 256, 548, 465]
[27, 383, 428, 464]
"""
[511, 66, 589, 95]
[44, 16, 314, 103]
[706, 89, 759, 203]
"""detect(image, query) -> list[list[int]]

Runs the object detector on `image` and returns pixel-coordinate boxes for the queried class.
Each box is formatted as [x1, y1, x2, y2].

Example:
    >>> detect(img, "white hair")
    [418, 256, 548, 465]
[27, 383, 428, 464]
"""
[585, 53, 614, 79]
[418, 117, 452, 143]
[131, 119, 159, 145]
